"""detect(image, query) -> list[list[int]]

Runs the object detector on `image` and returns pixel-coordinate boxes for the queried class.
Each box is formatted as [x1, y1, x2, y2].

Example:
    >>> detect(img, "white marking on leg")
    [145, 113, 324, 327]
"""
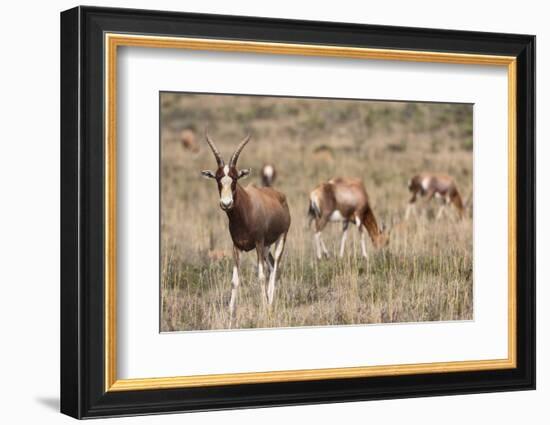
[267, 234, 286, 305]
[319, 234, 330, 257]
[258, 257, 266, 282]
[339, 226, 349, 257]
[355, 215, 361, 228]
[229, 248, 240, 316]
[257, 253, 267, 305]
[314, 232, 322, 260]
[229, 265, 239, 315]
[360, 226, 368, 258]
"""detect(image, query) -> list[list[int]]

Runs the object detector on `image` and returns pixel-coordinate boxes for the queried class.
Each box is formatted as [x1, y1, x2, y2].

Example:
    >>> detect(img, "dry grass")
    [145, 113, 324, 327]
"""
[160, 93, 473, 331]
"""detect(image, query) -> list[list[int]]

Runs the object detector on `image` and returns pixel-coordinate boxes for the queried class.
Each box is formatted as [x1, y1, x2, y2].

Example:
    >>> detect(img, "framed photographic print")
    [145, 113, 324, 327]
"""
[60, 6, 535, 419]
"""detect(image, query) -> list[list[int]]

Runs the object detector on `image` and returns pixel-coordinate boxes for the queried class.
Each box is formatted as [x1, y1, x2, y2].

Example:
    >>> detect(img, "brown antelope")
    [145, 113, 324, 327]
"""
[312, 145, 334, 164]
[260, 163, 277, 187]
[308, 177, 389, 259]
[405, 173, 465, 220]
[180, 128, 199, 153]
[201, 130, 291, 316]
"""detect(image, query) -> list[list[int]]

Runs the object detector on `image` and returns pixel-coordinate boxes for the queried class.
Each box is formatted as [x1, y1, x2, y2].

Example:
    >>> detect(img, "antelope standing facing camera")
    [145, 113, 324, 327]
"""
[260, 163, 277, 187]
[406, 173, 465, 220]
[308, 177, 390, 260]
[201, 130, 291, 316]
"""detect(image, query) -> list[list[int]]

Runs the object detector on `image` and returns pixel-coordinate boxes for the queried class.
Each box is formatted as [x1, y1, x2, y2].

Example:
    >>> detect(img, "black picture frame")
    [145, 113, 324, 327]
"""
[61, 5, 535, 419]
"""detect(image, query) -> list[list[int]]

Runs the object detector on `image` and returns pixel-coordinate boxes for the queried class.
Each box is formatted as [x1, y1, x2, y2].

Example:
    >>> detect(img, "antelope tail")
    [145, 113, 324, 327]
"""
[308, 197, 321, 227]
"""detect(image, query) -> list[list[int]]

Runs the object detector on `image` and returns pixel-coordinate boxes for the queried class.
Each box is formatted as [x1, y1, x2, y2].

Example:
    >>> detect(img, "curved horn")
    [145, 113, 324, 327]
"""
[205, 128, 224, 167]
[229, 133, 251, 167]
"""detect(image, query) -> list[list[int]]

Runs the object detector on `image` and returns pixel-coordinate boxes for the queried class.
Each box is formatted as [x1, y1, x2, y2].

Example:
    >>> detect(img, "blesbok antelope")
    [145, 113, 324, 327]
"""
[405, 173, 465, 220]
[201, 130, 291, 316]
[180, 128, 199, 153]
[308, 177, 390, 260]
[260, 163, 277, 187]
[312, 145, 334, 164]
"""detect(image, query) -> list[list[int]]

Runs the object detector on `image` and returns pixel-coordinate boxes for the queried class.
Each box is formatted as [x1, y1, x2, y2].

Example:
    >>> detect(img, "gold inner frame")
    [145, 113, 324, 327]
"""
[104, 33, 517, 392]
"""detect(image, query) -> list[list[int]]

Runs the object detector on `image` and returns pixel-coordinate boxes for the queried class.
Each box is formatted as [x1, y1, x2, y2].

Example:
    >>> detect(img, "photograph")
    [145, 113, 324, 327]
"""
[160, 93, 474, 331]
[57, 4, 536, 419]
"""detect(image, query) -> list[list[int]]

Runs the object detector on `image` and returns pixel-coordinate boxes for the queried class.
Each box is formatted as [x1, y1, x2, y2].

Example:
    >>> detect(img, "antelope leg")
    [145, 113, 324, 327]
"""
[314, 232, 323, 260]
[264, 247, 274, 276]
[339, 222, 350, 258]
[436, 205, 446, 220]
[256, 243, 267, 303]
[229, 246, 240, 317]
[319, 234, 330, 257]
[405, 203, 416, 220]
[267, 233, 287, 305]
[359, 226, 368, 259]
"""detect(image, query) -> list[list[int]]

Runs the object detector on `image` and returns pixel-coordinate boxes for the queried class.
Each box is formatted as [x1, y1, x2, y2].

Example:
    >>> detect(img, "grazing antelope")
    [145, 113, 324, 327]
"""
[405, 173, 465, 220]
[201, 130, 291, 316]
[308, 177, 390, 260]
[260, 163, 277, 187]
[180, 128, 199, 153]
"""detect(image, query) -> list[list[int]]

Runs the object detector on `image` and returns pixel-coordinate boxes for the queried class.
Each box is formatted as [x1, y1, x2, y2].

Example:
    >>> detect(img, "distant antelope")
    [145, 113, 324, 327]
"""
[312, 145, 334, 164]
[405, 173, 465, 220]
[180, 128, 199, 153]
[260, 163, 277, 187]
[201, 130, 291, 316]
[308, 177, 390, 259]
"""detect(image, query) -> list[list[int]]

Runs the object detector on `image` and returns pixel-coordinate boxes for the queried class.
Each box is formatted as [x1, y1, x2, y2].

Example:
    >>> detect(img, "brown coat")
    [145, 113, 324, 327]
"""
[227, 184, 291, 252]
[408, 173, 464, 216]
[309, 177, 388, 248]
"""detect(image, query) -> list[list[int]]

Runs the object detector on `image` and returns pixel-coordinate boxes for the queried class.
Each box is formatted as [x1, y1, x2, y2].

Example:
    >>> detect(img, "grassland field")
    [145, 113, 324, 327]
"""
[160, 93, 473, 331]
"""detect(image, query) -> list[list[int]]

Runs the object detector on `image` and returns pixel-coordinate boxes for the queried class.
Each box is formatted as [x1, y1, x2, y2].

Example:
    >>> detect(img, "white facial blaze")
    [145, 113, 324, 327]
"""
[220, 166, 233, 207]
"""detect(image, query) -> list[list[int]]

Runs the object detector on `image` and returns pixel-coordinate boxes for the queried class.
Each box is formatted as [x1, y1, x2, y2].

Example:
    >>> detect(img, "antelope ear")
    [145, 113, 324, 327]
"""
[237, 168, 251, 179]
[201, 170, 216, 179]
